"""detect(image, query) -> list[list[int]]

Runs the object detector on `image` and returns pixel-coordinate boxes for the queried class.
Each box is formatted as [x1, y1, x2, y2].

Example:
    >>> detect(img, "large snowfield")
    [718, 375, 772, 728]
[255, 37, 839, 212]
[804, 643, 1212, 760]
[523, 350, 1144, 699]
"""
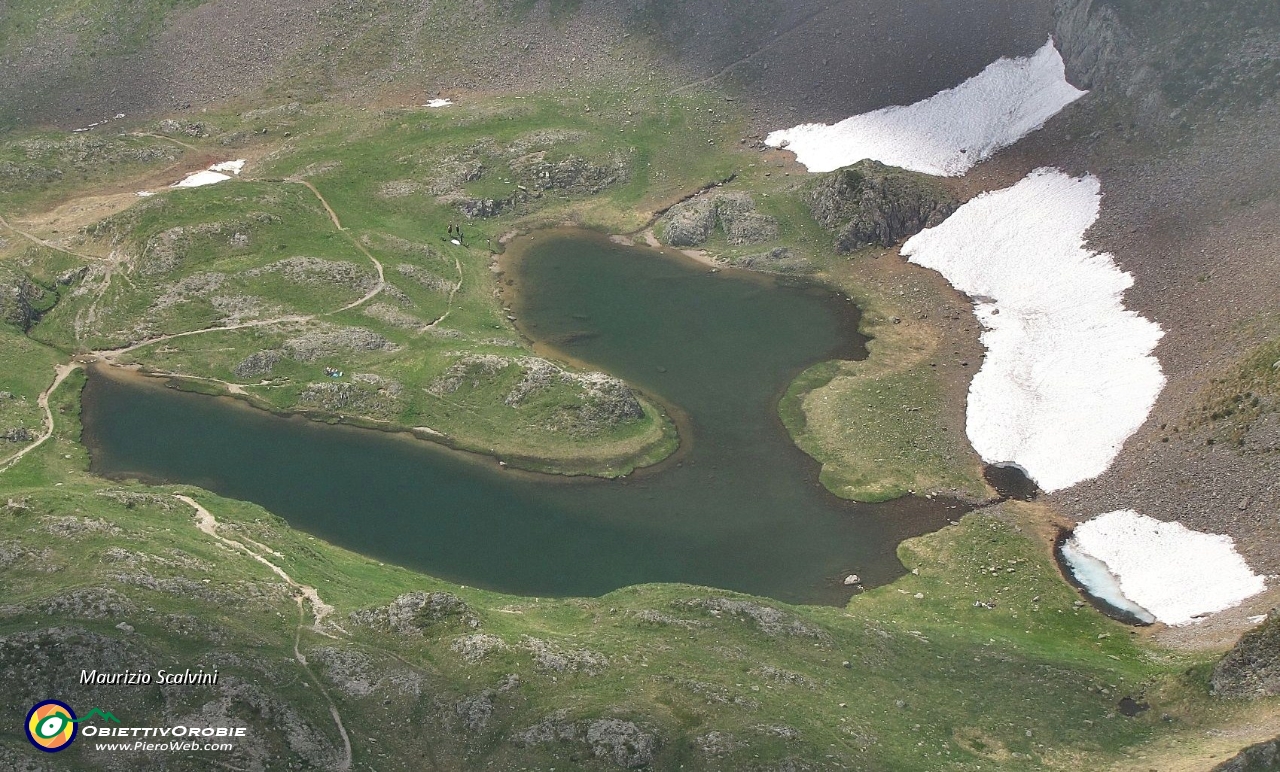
[901, 169, 1165, 492]
[1068, 511, 1266, 626]
[764, 38, 1085, 175]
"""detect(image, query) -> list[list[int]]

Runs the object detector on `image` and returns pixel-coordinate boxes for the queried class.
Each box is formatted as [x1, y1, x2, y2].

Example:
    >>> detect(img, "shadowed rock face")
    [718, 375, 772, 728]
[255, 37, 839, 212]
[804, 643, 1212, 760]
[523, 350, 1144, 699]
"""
[0, 265, 45, 331]
[806, 160, 959, 253]
[0, 0, 1053, 128]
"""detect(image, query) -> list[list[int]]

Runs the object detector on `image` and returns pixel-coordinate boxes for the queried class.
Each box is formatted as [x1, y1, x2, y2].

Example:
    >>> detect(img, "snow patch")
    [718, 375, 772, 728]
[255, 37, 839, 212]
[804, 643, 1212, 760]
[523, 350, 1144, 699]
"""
[902, 168, 1165, 492]
[426, 99, 454, 108]
[1059, 537, 1156, 624]
[172, 170, 232, 189]
[764, 38, 1086, 176]
[171, 160, 246, 189]
[209, 160, 245, 175]
[1069, 510, 1266, 626]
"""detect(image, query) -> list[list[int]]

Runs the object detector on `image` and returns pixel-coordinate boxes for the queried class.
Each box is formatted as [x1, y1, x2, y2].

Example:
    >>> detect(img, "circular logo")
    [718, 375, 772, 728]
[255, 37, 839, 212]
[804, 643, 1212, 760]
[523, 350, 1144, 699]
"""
[25, 700, 77, 753]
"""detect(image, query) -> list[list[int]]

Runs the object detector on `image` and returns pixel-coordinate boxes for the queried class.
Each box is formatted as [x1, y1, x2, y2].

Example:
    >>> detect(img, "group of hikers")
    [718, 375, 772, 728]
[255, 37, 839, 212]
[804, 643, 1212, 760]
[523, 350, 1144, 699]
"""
[447, 223, 464, 243]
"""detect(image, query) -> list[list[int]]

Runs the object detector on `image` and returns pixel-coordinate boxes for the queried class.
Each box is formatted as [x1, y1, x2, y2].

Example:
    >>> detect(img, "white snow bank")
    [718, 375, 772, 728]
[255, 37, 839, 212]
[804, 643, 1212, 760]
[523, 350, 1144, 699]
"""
[172, 170, 231, 188]
[902, 168, 1165, 492]
[764, 38, 1086, 176]
[171, 160, 246, 189]
[208, 159, 245, 175]
[1059, 537, 1156, 623]
[1069, 510, 1266, 626]
[426, 99, 453, 108]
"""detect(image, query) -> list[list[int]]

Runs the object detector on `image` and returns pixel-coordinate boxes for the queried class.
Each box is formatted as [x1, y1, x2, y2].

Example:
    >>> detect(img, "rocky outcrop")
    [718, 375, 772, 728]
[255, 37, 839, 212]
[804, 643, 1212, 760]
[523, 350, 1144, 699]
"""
[298, 374, 405, 420]
[806, 160, 958, 253]
[509, 151, 629, 195]
[428, 355, 646, 435]
[0, 265, 45, 330]
[659, 192, 779, 247]
[244, 256, 378, 293]
[674, 597, 830, 641]
[349, 591, 479, 634]
[512, 711, 658, 769]
[234, 349, 284, 378]
[1, 427, 33, 443]
[282, 326, 399, 362]
[1213, 736, 1280, 772]
[661, 198, 717, 246]
[1211, 612, 1280, 698]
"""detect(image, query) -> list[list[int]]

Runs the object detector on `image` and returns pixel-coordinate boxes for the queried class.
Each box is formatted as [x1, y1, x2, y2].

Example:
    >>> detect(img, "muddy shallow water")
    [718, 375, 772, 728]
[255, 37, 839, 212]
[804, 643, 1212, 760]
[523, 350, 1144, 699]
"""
[83, 230, 972, 605]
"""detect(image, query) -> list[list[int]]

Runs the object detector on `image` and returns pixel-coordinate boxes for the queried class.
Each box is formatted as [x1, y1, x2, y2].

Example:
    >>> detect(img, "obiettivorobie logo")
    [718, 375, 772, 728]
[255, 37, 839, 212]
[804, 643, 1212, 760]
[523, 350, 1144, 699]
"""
[24, 701, 120, 753]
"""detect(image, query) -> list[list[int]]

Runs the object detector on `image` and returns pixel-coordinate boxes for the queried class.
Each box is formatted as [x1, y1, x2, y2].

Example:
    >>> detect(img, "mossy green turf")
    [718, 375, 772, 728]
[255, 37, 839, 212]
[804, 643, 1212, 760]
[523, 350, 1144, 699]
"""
[0, 384, 1255, 769]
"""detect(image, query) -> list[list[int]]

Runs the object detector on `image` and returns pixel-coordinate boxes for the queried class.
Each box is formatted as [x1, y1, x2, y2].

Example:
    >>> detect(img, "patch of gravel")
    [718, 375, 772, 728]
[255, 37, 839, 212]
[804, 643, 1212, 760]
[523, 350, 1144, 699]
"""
[94, 489, 177, 510]
[111, 570, 291, 608]
[150, 272, 279, 322]
[505, 129, 588, 157]
[751, 665, 818, 689]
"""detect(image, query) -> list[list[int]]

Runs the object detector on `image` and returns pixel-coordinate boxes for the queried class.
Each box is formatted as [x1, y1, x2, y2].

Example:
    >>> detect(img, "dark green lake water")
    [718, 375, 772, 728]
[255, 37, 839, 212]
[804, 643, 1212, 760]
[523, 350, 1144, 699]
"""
[83, 231, 965, 605]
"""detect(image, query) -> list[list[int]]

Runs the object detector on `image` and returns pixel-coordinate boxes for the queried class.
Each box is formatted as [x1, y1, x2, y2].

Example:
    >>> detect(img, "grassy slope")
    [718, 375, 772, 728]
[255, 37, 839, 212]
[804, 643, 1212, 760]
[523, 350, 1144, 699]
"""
[0, 391, 1266, 770]
[0, 152, 1270, 772]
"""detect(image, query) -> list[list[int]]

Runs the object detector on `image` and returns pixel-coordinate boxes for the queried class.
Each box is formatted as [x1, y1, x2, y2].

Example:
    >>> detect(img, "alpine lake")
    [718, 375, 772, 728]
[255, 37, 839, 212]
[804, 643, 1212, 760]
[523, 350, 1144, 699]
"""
[83, 230, 970, 605]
